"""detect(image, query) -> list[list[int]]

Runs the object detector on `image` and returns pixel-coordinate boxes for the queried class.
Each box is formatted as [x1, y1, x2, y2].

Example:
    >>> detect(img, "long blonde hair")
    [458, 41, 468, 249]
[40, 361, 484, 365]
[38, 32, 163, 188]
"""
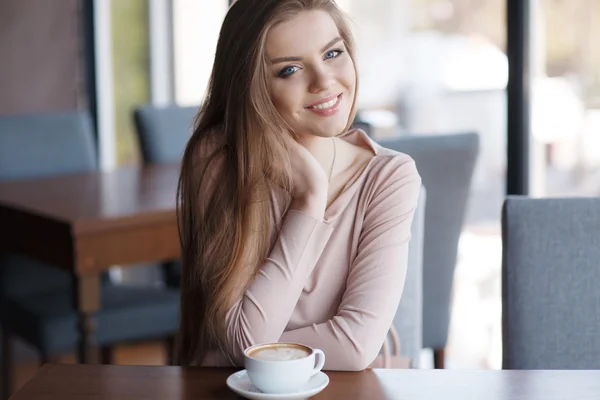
[176, 0, 358, 366]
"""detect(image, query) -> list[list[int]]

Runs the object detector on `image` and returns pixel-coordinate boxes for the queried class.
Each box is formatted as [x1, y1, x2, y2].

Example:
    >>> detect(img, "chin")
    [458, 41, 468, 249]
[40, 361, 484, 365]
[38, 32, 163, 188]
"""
[307, 115, 352, 137]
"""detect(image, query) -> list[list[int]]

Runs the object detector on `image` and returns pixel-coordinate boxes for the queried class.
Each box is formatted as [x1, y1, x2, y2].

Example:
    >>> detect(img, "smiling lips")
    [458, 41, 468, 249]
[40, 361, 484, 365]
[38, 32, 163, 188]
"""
[306, 93, 343, 116]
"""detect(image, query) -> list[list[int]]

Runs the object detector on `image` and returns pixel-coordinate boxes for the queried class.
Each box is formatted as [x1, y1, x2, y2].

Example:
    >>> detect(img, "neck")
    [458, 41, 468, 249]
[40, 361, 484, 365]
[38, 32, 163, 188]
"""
[297, 134, 336, 179]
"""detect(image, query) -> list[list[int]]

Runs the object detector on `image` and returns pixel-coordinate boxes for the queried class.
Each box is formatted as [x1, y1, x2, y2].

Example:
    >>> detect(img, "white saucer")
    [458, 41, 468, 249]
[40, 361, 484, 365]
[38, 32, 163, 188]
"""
[226, 369, 329, 400]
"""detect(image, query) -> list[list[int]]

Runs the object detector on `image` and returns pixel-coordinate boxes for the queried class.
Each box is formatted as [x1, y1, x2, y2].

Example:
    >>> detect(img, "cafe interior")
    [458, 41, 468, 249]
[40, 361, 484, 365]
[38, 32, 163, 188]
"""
[1, 0, 599, 399]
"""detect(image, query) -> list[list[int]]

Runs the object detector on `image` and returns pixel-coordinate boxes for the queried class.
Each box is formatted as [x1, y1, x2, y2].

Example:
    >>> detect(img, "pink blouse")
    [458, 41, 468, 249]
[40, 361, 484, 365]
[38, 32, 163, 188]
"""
[200, 129, 421, 371]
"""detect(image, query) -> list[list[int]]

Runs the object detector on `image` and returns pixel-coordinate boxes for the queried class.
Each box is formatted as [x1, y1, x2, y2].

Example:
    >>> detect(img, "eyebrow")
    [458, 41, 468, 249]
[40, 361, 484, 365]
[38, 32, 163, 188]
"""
[270, 37, 343, 65]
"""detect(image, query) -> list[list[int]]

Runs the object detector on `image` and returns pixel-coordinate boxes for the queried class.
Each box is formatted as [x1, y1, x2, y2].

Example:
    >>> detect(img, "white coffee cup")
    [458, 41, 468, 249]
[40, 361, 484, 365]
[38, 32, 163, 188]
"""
[244, 342, 325, 394]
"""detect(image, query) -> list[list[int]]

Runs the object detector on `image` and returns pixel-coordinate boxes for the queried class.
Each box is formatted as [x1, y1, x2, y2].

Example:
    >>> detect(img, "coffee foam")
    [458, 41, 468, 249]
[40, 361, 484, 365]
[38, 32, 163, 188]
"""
[247, 343, 311, 361]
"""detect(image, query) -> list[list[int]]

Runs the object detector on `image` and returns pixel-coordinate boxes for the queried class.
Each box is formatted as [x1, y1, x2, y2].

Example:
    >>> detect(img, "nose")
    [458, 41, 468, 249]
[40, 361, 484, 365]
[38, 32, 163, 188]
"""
[308, 65, 334, 94]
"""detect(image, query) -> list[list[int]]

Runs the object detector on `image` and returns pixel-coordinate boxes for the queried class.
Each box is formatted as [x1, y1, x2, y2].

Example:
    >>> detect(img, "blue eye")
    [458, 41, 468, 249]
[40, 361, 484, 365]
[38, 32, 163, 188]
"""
[278, 66, 299, 78]
[325, 49, 343, 60]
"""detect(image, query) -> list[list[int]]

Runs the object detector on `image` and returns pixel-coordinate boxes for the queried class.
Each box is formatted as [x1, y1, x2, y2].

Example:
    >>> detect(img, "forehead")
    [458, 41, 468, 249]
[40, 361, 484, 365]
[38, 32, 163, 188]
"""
[266, 10, 340, 57]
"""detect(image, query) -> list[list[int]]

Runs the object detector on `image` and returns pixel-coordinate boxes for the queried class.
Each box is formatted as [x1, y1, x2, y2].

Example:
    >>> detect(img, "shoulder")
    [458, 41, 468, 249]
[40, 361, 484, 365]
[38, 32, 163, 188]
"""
[182, 128, 232, 215]
[182, 128, 230, 206]
[342, 128, 420, 187]
[370, 152, 421, 190]
[192, 128, 226, 160]
[362, 152, 421, 213]
[189, 128, 228, 175]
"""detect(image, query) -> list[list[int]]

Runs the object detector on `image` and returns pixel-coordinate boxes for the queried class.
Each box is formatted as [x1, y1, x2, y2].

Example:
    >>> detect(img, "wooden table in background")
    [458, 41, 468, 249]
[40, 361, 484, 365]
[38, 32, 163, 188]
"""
[0, 164, 181, 364]
[11, 365, 600, 399]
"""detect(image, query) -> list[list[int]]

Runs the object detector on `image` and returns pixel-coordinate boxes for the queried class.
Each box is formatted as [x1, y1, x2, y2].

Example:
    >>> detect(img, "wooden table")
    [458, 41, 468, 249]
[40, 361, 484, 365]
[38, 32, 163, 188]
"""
[11, 365, 600, 399]
[0, 164, 180, 363]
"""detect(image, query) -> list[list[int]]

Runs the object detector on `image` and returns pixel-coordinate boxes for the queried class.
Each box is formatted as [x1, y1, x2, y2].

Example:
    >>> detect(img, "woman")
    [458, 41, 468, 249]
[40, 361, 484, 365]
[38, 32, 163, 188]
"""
[177, 0, 421, 371]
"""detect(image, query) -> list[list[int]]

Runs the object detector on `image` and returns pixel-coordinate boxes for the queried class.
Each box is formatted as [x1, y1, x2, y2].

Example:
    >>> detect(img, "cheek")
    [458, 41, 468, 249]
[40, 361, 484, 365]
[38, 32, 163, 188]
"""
[341, 61, 356, 93]
[270, 81, 304, 116]
[332, 54, 356, 91]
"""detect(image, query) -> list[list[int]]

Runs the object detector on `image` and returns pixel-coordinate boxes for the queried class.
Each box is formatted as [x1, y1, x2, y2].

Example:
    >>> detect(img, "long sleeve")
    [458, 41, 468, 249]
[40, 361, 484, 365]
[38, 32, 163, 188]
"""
[192, 138, 335, 366]
[223, 209, 334, 365]
[280, 155, 421, 371]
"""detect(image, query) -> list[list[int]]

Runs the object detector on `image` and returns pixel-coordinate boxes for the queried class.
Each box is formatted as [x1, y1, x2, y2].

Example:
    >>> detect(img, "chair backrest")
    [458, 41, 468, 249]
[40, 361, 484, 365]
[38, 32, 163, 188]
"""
[502, 197, 600, 369]
[0, 111, 96, 181]
[379, 132, 479, 350]
[393, 185, 426, 367]
[134, 104, 198, 164]
[0, 111, 97, 296]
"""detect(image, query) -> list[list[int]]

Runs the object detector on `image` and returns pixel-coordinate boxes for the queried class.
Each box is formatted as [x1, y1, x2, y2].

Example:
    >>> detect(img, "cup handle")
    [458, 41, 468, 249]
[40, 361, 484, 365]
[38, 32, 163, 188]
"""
[311, 349, 325, 377]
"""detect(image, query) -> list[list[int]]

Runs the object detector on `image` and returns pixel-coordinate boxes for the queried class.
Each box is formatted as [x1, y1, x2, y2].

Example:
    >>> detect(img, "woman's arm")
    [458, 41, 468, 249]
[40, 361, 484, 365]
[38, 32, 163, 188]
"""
[223, 208, 334, 364]
[279, 156, 421, 371]
[209, 138, 333, 365]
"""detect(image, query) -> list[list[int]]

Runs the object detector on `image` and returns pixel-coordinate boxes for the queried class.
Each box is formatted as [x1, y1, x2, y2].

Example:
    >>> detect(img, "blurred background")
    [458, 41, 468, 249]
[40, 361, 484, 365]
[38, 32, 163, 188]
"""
[1, 0, 599, 386]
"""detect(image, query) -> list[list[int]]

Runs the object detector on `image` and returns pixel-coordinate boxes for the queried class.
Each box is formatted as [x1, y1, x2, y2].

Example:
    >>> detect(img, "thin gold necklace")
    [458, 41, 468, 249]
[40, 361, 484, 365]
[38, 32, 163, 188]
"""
[328, 138, 336, 183]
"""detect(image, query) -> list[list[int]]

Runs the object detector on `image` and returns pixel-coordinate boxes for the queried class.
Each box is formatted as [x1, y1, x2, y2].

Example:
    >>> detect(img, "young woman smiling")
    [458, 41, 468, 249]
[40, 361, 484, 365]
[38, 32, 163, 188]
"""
[176, 0, 421, 371]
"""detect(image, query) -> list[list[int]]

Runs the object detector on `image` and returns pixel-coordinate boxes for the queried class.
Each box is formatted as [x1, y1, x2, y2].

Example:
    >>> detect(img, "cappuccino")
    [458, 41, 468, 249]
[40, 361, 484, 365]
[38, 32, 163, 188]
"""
[244, 342, 325, 393]
[247, 343, 311, 361]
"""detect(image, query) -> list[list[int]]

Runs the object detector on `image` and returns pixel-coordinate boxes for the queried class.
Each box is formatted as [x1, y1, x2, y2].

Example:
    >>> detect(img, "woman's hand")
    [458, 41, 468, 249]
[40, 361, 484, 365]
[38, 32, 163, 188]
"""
[288, 138, 329, 219]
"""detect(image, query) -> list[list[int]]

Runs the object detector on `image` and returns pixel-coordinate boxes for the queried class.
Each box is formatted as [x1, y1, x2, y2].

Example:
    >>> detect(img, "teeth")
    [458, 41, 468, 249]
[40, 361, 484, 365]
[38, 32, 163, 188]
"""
[310, 96, 339, 110]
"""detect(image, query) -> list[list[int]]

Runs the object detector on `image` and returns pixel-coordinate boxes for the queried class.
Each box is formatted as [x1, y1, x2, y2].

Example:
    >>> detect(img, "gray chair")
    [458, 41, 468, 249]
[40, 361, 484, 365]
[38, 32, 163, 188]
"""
[0, 111, 180, 399]
[0, 112, 97, 181]
[379, 132, 479, 368]
[392, 186, 425, 367]
[502, 197, 600, 369]
[133, 104, 198, 164]
[133, 104, 199, 287]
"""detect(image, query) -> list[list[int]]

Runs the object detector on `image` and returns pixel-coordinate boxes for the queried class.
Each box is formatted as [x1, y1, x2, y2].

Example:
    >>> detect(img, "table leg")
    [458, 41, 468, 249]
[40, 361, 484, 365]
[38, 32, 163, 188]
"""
[73, 274, 101, 364]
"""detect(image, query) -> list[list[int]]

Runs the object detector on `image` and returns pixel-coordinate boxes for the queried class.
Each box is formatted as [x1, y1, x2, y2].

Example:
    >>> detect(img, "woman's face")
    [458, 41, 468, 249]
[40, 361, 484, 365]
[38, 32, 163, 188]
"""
[266, 10, 356, 139]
